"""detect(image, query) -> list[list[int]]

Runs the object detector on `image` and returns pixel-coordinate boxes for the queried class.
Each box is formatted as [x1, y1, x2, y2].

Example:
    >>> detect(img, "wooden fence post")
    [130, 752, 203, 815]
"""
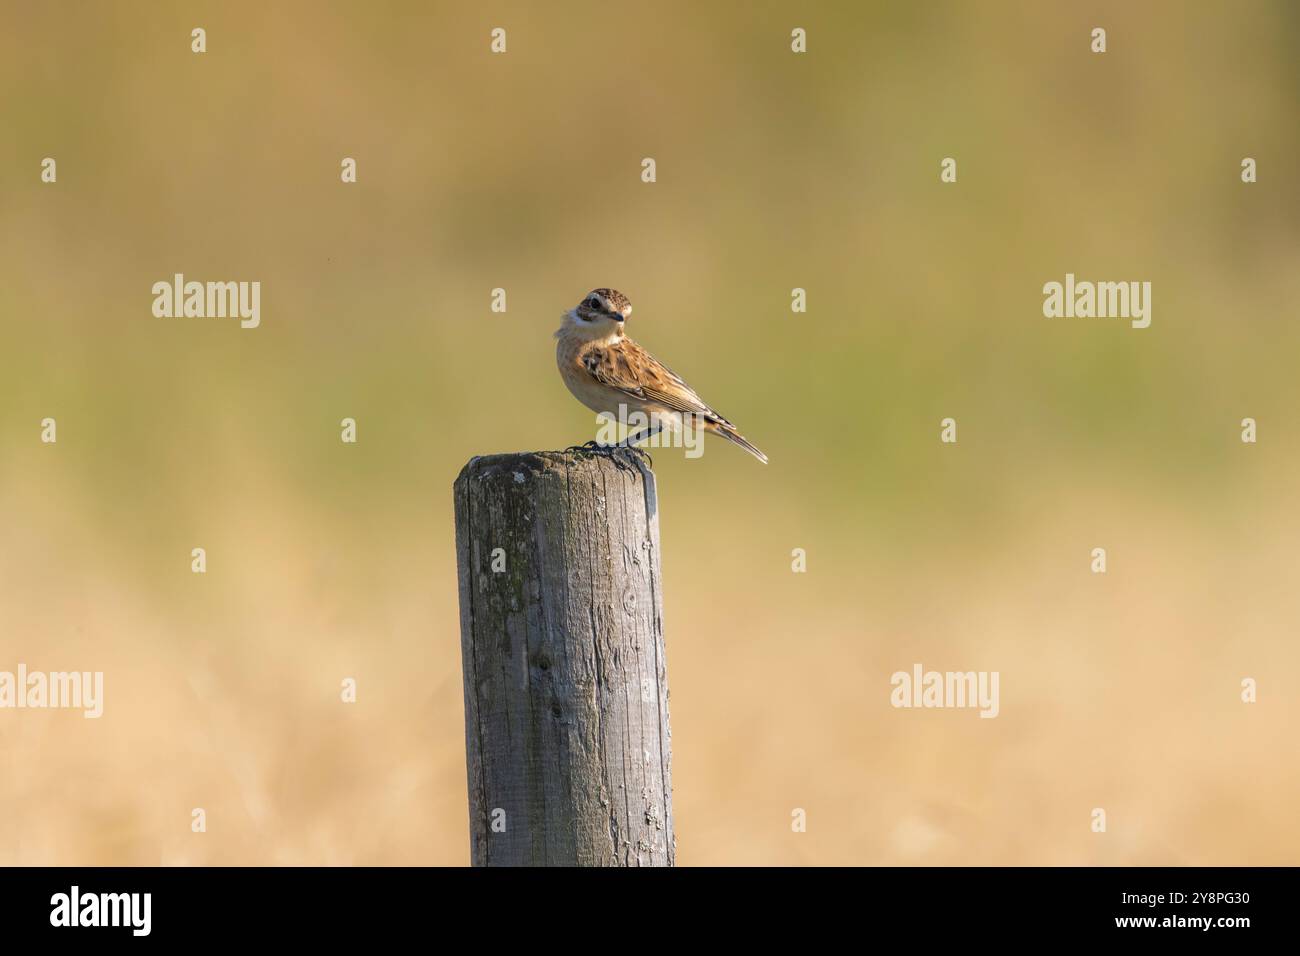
[453, 448, 675, 866]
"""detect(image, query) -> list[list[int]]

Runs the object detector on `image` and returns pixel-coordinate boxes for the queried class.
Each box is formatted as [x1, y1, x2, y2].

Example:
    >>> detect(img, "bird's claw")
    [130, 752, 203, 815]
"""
[565, 439, 613, 454]
[563, 441, 651, 471]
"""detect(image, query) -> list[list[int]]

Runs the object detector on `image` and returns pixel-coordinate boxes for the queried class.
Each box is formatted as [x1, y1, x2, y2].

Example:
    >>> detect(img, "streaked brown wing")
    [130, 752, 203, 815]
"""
[585, 339, 731, 425]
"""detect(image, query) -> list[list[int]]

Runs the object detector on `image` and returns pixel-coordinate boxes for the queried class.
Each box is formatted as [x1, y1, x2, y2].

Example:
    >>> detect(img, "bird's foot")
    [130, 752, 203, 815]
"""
[565, 439, 615, 454]
[563, 439, 652, 469]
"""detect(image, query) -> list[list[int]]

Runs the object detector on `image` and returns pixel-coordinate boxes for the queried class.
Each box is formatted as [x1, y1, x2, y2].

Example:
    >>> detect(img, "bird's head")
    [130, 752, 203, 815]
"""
[564, 288, 632, 340]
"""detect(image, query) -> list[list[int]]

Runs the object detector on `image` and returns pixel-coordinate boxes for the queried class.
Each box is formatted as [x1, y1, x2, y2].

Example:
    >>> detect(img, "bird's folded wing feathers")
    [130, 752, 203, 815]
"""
[586, 340, 733, 426]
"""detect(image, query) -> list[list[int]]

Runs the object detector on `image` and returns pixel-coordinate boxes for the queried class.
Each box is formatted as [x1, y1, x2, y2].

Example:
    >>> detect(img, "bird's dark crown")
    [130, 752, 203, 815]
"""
[590, 288, 630, 312]
[577, 288, 632, 321]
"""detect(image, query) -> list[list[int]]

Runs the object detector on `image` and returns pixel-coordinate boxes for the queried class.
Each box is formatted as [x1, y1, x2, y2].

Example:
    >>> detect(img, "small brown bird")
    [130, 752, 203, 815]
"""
[555, 288, 767, 463]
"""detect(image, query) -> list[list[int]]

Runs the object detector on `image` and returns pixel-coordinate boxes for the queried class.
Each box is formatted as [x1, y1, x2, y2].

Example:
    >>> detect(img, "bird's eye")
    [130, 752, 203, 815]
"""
[586, 297, 601, 310]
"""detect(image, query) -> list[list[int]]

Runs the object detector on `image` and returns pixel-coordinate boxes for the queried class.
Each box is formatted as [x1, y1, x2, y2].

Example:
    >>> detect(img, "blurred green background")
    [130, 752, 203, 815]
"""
[2, 0, 1297, 864]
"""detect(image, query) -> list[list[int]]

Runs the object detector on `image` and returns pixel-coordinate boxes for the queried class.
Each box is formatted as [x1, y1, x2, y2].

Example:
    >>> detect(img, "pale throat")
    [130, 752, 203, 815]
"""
[574, 314, 624, 346]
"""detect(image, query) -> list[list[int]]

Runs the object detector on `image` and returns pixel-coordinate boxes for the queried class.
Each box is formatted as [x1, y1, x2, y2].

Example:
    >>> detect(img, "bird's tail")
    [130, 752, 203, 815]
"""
[707, 421, 768, 464]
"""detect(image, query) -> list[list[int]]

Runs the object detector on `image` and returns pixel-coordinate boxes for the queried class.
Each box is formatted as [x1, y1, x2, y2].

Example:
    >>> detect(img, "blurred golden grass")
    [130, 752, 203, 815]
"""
[3, 461, 1298, 864]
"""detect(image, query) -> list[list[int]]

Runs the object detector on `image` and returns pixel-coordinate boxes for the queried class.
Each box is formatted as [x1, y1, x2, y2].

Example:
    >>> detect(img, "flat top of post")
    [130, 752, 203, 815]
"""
[455, 447, 653, 487]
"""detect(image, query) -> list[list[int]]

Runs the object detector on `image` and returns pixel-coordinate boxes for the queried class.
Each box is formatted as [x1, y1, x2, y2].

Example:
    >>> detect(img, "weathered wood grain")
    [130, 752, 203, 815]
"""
[453, 448, 674, 866]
